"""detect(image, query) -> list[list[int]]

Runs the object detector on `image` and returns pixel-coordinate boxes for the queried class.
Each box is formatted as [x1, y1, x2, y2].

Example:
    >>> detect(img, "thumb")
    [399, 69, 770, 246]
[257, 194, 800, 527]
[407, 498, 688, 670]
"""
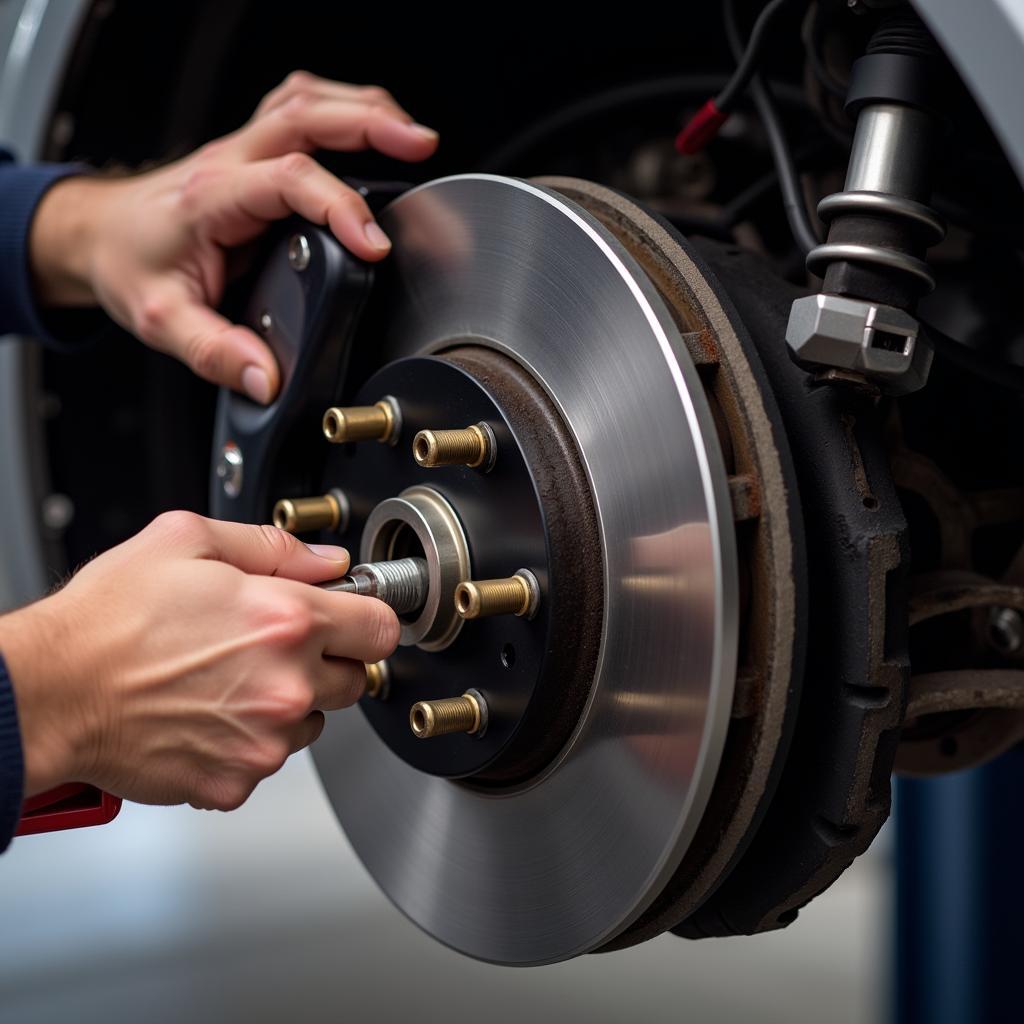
[137, 287, 281, 404]
[176, 517, 351, 582]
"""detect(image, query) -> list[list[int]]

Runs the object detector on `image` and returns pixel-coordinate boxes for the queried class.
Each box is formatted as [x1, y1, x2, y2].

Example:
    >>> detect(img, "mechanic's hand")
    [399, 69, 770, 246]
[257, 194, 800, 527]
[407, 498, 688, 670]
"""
[0, 512, 400, 809]
[28, 72, 438, 404]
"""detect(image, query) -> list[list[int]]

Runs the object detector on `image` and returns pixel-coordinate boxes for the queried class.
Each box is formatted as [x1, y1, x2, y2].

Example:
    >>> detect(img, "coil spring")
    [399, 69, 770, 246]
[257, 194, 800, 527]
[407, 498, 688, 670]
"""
[806, 190, 945, 292]
[807, 9, 944, 292]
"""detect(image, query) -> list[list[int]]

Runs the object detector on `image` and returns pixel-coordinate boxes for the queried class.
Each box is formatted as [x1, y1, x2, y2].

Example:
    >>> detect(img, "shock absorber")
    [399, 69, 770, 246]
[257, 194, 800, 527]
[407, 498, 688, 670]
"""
[786, 7, 947, 394]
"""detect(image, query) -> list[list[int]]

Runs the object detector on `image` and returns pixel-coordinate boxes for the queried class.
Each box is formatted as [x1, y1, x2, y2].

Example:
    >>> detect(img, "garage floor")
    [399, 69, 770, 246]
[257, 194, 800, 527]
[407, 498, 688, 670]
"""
[0, 748, 889, 1024]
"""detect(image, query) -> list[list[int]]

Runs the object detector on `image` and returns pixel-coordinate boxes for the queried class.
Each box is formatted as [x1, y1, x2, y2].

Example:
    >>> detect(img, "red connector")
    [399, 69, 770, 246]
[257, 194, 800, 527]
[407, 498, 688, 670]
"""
[675, 99, 730, 155]
[16, 784, 121, 836]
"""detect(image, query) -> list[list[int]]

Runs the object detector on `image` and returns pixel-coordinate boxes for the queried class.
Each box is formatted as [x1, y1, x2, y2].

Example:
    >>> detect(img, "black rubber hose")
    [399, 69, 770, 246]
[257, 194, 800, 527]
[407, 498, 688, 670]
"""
[724, 0, 822, 256]
[804, 2, 850, 100]
[479, 74, 812, 174]
[716, 0, 803, 111]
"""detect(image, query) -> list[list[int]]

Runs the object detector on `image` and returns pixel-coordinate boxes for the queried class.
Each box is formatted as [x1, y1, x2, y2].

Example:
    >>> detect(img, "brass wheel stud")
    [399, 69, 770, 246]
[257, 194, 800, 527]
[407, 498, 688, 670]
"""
[410, 690, 486, 739]
[322, 397, 400, 445]
[272, 490, 348, 534]
[412, 423, 495, 470]
[364, 661, 390, 700]
[455, 569, 540, 620]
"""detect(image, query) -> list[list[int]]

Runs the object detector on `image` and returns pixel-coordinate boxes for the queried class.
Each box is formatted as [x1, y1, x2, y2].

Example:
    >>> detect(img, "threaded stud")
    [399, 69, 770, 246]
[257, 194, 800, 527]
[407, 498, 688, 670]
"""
[410, 690, 486, 739]
[272, 491, 347, 533]
[364, 661, 389, 700]
[454, 569, 540, 620]
[412, 423, 494, 469]
[322, 398, 400, 444]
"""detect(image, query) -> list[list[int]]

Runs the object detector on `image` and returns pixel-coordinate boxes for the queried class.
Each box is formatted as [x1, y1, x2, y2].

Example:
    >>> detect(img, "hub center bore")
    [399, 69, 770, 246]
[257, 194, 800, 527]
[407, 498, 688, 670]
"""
[320, 347, 603, 784]
[361, 486, 469, 651]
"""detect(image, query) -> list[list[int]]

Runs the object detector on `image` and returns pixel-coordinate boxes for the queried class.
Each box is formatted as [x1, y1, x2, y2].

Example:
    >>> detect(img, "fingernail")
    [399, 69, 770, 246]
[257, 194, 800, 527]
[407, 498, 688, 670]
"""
[241, 364, 272, 404]
[307, 543, 349, 563]
[407, 123, 439, 141]
[364, 221, 391, 251]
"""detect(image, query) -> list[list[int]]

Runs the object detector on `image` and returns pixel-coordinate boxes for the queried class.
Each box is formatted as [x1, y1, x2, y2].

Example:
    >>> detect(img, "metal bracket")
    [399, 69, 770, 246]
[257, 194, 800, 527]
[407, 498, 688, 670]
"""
[209, 219, 375, 525]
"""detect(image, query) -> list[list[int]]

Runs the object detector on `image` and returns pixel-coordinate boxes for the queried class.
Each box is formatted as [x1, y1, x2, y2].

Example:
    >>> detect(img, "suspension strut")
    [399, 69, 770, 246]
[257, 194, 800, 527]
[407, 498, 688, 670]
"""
[785, 7, 947, 395]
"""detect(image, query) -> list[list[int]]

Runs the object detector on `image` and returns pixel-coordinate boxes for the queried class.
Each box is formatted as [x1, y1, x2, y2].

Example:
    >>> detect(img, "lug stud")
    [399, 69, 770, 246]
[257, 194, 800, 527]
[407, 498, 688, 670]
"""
[454, 569, 540, 620]
[322, 397, 401, 445]
[410, 689, 487, 739]
[412, 423, 495, 470]
[272, 490, 349, 534]
[364, 661, 390, 700]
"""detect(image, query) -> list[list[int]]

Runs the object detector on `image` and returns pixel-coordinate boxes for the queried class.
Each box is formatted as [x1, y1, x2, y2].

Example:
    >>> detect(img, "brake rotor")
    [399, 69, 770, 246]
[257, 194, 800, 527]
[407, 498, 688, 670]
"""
[312, 174, 741, 964]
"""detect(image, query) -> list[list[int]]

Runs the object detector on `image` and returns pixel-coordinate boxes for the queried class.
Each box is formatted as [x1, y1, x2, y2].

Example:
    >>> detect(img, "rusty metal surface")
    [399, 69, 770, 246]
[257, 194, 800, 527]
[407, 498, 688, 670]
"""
[897, 670, 1024, 774]
[536, 179, 807, 950]
[891, 417, 1024, 774]
[674, 242, 909, 938]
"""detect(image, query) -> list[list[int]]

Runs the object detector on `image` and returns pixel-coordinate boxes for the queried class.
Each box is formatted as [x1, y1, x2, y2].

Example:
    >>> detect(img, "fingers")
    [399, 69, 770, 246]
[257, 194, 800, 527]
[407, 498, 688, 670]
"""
[255, 71, 411, 124]
[312, 657, 367, 711]
[232, 96, 439, 164]
[309, 590, 401, 664]
[287, 710, 325, 755]
[136, 287, 282, 401]
[196, 152, 395, 262]
[152, 513, 351, 582]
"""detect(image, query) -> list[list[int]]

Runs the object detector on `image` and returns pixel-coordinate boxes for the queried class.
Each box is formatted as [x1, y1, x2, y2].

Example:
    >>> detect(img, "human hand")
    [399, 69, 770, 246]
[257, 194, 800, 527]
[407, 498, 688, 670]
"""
[0, 512, 399, 810]
[29, 72, 438, 403]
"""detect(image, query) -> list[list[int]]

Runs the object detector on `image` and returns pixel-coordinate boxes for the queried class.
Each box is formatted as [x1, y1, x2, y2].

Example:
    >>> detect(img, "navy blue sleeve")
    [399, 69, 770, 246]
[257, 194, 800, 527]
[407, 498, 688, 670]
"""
[0, 148, 107, 347]
[0, 653, 24, 853]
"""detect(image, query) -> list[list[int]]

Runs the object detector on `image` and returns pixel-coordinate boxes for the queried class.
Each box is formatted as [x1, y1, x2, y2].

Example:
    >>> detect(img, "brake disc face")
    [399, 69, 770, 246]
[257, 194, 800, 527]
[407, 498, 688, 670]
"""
[311, 175, 741, 964]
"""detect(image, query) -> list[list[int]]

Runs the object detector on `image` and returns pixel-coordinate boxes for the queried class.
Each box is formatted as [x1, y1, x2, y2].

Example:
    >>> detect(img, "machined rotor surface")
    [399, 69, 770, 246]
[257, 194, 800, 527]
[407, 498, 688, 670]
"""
[311, 174, 738, 964]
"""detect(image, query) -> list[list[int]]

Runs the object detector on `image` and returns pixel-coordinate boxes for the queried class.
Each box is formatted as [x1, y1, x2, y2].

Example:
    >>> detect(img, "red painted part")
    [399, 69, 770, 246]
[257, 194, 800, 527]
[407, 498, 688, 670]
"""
[15, 784, 122, 836]
[675, 99, 730, 155]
